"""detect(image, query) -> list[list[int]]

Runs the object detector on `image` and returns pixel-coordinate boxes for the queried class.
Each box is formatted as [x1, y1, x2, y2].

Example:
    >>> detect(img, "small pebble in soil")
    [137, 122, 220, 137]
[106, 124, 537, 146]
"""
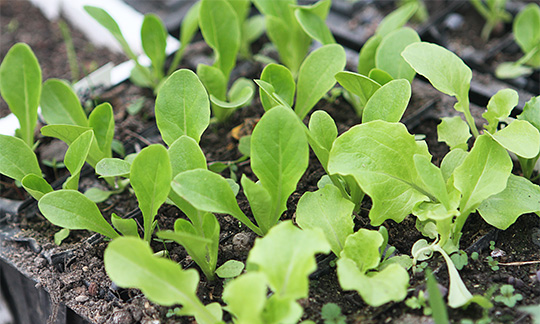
[75, 295, 89, 303]
[232, 232, 252, 251]
[111, 308, 133, 324]
[491, 248, 506, 258]
[443, 13, 464, 31]
[508, 276, 526, 289]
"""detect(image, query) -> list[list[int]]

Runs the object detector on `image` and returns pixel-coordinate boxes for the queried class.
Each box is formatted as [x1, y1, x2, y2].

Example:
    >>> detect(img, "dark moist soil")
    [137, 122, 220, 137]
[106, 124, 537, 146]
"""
[2, 1, 540, 324]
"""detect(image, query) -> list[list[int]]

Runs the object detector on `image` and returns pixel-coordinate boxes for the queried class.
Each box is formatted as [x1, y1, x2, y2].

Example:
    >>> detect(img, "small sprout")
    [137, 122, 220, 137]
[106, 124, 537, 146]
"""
[450, 250, 468, 271]
[486, 256, 500, 271]
[414, 261, 429, 274]
[321, 303, 346, 324]
[471, 252, 479, 261]
[494, 284, 523, 307]
[405, 290, 431, 315]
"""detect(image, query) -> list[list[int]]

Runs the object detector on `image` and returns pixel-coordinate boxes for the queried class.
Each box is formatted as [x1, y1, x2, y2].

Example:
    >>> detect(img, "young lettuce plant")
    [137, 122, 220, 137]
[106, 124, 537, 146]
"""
[84, 6, 192, 92]
[170, 105, 308, 236]
[496, 3, 540, 79]
[516, 96, 540, 179]
[0, 43, 41, 148]
[470, 0, 512, 41]
[196, 0, 255, 122]
[335, 3, 419, 115]
[295, 184, 410, 307]
[252, 0, 332, 76]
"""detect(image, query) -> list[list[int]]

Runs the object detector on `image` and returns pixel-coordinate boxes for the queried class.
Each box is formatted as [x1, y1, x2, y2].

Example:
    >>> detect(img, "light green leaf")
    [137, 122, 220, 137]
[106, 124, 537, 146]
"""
[38, 190, 119, 239]
[88, 102, 114, 158]
[0, 43, 41, 147]
[156, 69, 210, 145]
[96, 158, 131, 178]
[240, 175, 273, 234]
[375, 27, 420, 82]
[341, 229, 383, 272]
[490, 120, 540, 158]
[368, 68, 394, 85]
[263, 295, 303, 324]
[440, 148, 468, 182]
[437, 117, 471, 151]
[216, 260, 245, 278]
[247, 221, 330, 300]
[54, 228, 70, 246]
[328, 121, 432, 225]
[295, 8, 335, 45]
[307, 110, 337, 168]
[362, 79, 411, 123]
[358, 36, 382, 76]
[104, 237, 221, 324]
[168, 135, 207, 177]
[251, 106, 308, 230]
[196, 64, 227, 101]
[84, 187, 113, 203]
[453, 135, 512, 213]
[514, 4, 540, 67]
[40, 79, 88, 127]
[199, 0, 240, 79]
[222, 272, 266, 324]
[63, 130, 93, 190]
[495, 62, 533, 79]
[21, 174, 53, 201]
[141, 13, 167, 77]
[210, 78, 254, 110]
[482, 89, 519, 133]
[259, 64, 295, 111]
[296, 185, 354, 256]
[478, 174, 540, 229]
[111, 213, 139, 237]
[130, 145, 172, 241]
[518, 96, 540, 131]
[335, 72, 381, 108]
[375, 2, 418, 37]
[0, 134, 41, 182]
[172, 169, 262, 236]
[413, 155, 450, 209]
[402, 42, 471, 113]
[84, 6, 137, 60]
[296, 44, 346, 119]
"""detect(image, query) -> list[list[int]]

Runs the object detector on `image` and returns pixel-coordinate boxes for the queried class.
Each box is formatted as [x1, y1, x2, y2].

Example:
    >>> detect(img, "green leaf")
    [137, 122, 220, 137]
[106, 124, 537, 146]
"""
[335, 72, 381, 109]
[295, 8, 335, 45]
[84, 6, 137, 60]
[21, 174, 53, 201]
[141, 13, 167, 77]
[111, 213, 139, 237]
[63, 130, 93, 190]
[40, 79, 88, 127]
[240, 175, 273, 234]
[440, 149, 468, 182]
[88, 102, 114, 158]
[84, 187, 113, 203]
[54, 228, 70, 246]
[197, 64, 227, 101]
[216, 260, 245, 278]
[328, 121, 432, 225]
[96, 158, 131, 178]
[358, 36, 382, 76]
[0, 43, 41, 147]
[172, 169, 262, 236]
[426, 270, 449, 324]
[307, 110, 337, 168]
[0, 134, 41, 182]
[368, 68, 394, 85]
[222, 272, 267, 324]
[453, 135, 512, 213]
[482, 89, 519, 134]
[402, 42, 471, 113]
[413, 155, 450, 210]
[104, 237, 221, 324]
[296, 185, 354, 256]
[210, 78, 254, 110]
[199, 0, 240, 80]
[375, 27, 419, 82]
[490, 120, 540, 158]
[259, 64, 295, 111]
[341, 229, 383, 272]
[168, 135, 207, 177]
[495, 62, 533, 79]
[375, 2, 418, 37]
[130, 145, 172, 241]
[514, 4, 540, 66]
[247, 221, 330, 300]
[250, 106, 309, 231]
[518, 96, 540, 131]
[156, 69, 210, 145]
[38, 190, 119, 239]
[478, 174, 540, 229]
[296, 44, 346, 119]
[362, 79, 411, 123]
[437, 117, 471, 151]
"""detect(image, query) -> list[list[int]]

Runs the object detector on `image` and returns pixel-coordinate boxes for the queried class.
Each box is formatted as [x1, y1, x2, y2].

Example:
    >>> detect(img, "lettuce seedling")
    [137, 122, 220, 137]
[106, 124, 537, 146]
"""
[0, 43, 41, 148]
[223, 221, 330, 323]
[104, 236, 223, 324]
[496, 3, 540, 79]
[252, 0, 331, 76]
[84, 6, 174, 91]
[402, 41, 480, 138]
[197, 0, 255, 122]
[517, 96, 540, 179]
[171, 105, 308, 236]
[256, 44, 346, 119]
[470, 0, 512, 41]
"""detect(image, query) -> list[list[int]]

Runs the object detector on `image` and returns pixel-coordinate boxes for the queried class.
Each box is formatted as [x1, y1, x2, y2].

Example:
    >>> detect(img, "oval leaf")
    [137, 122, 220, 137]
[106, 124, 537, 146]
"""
[40, 79, 88, 126]
[362, 79, 411, 123]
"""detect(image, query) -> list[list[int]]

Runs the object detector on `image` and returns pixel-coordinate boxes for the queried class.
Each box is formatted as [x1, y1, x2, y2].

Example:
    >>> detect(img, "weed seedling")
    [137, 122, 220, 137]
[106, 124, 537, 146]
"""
[494, 284, 523, 307]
